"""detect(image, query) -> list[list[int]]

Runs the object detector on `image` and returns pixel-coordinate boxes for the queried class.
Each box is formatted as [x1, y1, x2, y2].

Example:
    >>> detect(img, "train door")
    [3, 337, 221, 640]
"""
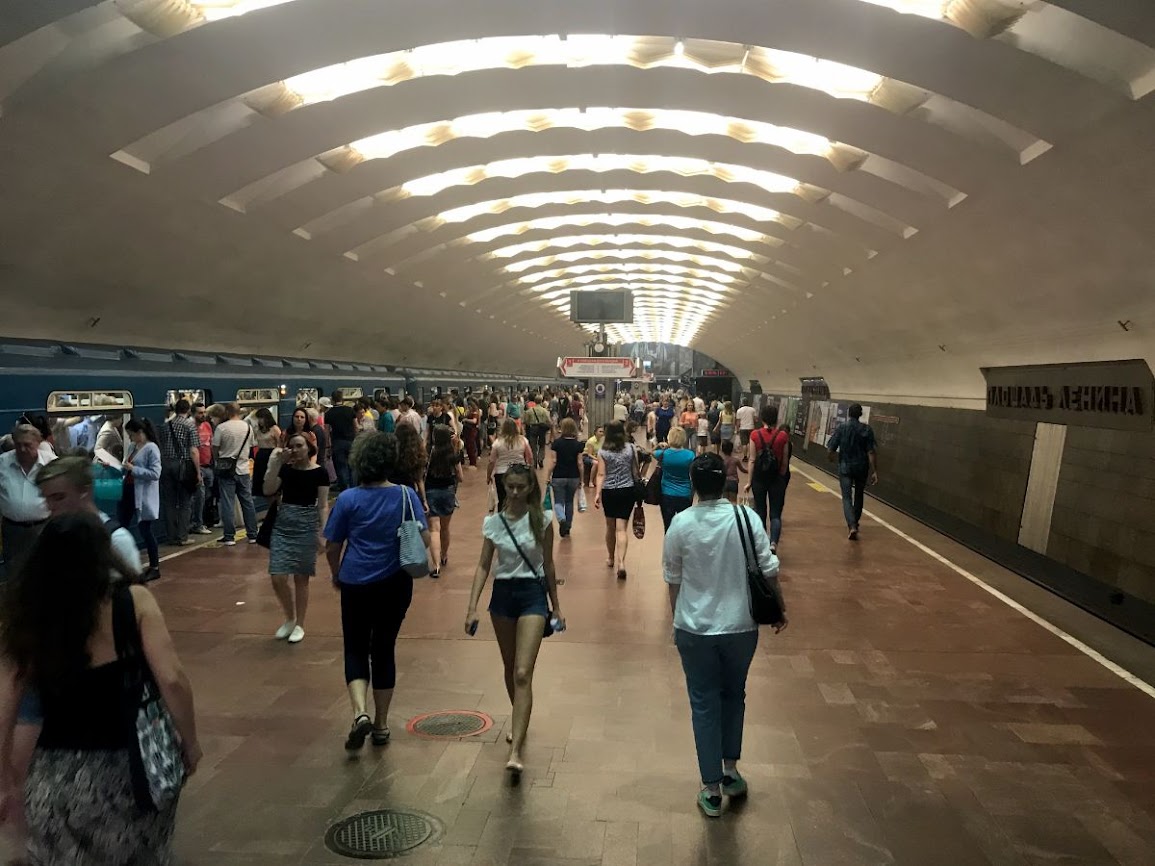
[45, 389, 134, 514]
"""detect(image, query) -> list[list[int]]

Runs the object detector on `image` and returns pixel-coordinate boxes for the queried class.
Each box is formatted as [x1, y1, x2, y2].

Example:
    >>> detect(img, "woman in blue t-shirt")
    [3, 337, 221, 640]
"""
[324, 433, 431, 751]
[655, 427, 696, 531]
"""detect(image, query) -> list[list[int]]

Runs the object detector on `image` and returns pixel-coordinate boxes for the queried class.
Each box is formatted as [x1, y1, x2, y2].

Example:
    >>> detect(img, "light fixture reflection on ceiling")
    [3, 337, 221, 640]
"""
[503, 249, 748, 275]
[515, 262, 740, 285]
[464, 214, 784, 247]
[523, 274, 738, 297]
[192, 0, 293, 21]
[485, 233, 764, 263]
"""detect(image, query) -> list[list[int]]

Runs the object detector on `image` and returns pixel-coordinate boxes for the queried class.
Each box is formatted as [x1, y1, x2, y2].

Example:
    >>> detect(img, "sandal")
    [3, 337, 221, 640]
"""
[344, 714, 372, 751]
[371, 726, 391, 746]
[440, 554, 448, 567]
[617, 569, 627, 581]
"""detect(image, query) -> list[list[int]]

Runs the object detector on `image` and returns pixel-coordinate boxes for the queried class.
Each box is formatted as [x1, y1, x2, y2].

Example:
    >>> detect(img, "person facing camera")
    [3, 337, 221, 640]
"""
[663, 452, 788, 818]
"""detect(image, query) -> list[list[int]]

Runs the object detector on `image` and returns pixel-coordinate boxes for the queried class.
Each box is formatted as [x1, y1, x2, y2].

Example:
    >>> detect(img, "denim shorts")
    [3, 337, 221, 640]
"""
[426, 487, 457, 517]
[489, 579, 548, 620]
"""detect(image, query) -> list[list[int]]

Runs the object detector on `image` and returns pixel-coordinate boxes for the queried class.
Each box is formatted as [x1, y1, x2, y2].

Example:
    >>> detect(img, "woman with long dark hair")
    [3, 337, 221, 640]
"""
[280, 406, 317, 453]
[248, 408, 281, 495]
[0, 514, 201, 862]
[593, 421, 641, 580]
[123, 418, 162, 581]
[264, 433, 330, 644]
[325, 434, 431, 750]
[464, 464, 563, 778]
[425, 426, 464, 577]
[389, 423, 429, 512]
[462, 399, 482, 468]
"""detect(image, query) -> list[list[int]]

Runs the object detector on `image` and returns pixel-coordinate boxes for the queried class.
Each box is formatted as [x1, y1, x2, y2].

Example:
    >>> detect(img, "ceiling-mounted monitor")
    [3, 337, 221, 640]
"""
[570, 290, 634, 324]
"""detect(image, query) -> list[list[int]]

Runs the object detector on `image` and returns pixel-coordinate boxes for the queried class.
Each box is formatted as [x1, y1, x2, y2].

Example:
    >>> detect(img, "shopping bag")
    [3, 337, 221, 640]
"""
[632, 504, 646, 539]
[542, 485, 555, 524]
[398, 488, 430, 578]
[486, 482, 498, 514]
[577, 486, 588, 513]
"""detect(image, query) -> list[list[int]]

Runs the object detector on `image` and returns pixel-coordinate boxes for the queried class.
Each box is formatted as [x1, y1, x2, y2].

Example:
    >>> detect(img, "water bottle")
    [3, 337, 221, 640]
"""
[550, 616, 566, 634]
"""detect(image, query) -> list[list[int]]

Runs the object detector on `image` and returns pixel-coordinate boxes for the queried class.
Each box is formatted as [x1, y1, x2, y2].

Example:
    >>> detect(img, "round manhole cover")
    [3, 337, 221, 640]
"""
[325, 809, 440, 860]
[406, 710, 493, 740]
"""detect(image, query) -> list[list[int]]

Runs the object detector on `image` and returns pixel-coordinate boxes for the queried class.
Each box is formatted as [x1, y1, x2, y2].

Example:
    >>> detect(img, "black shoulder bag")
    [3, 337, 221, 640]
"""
[498, 514, 555, 638]
[733, 505, 786, 626]
[214, 424, 251, 479]
[167, 421, 200, 493]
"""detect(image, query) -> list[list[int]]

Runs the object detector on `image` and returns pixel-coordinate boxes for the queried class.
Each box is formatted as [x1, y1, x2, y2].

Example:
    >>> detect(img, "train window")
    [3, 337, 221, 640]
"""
[236, 388, 279, 404]
[337, 386, 364, 400]
[373, 388, 391, 401]
[165, 389, 208, 407]
[296, 388, 319, 406]
[46, 390, 133, 412]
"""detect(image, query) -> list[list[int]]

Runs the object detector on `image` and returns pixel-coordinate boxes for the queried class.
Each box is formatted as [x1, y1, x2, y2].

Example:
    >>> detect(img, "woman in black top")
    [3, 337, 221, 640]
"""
[425, 426, 464, 577]
[547, 418, 584, 538]
[0, 515, 200, 863]
[263, 434, 330, 644]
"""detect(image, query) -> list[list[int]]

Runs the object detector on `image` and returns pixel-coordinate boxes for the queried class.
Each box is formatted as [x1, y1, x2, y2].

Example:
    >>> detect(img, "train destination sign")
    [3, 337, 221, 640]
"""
[558, 357, 637, 378]
[982, 360, 1154, 431]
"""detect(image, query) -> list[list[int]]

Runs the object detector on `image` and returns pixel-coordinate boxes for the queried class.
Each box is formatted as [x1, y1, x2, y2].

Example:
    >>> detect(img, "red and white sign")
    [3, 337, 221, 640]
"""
[558, 357, 637, 378]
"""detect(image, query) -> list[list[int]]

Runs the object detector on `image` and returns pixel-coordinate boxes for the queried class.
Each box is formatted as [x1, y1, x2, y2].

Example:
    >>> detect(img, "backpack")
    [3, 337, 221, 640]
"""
[752, 428, 785, 481]
[506, 402, 521, 420]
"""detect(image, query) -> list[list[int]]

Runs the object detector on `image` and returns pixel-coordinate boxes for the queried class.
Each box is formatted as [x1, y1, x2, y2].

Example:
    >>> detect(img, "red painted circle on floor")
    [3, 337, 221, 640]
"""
[406, 710, 494, 740]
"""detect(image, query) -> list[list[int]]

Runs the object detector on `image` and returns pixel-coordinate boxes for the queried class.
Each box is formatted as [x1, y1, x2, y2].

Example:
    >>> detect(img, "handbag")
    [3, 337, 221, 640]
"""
[486, 481, 499, 514]
[632, 503, 646, 539]
[498, 514, 555, 638]
[733, 505, 786, 626]
[112, 586, 186, 811]
[397, 487, 430, 577]
[255, 497, 279, 548]
[643, 465, 663, 506]
[214, 425, 251, 478]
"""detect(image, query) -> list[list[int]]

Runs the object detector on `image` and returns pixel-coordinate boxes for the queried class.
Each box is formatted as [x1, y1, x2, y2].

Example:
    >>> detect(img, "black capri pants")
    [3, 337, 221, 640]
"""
[339, 573, 414, 689]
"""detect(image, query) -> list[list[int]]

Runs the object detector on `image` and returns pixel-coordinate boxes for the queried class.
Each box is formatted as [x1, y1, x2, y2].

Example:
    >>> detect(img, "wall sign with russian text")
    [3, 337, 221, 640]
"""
[982, 360, 1154, 431]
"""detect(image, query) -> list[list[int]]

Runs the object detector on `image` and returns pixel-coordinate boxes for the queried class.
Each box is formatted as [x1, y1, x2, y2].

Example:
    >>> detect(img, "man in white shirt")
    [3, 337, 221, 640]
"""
[735, 399, 758, 455]
[693, 394, 706, 414]
[0, 424, 53, 578]
[35, 456, 142, 580]
[396, 397, 424, 431]
[212, 402, 259, 546]
[612, 400, 629, 424]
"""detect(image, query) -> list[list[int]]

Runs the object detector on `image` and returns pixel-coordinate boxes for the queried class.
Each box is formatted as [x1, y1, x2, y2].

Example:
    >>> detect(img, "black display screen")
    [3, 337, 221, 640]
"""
[569, 290, 634, 324]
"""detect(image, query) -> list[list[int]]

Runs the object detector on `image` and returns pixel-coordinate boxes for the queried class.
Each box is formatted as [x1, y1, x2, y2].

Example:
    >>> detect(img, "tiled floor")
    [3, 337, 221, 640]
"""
[18, 462, 1155, 864]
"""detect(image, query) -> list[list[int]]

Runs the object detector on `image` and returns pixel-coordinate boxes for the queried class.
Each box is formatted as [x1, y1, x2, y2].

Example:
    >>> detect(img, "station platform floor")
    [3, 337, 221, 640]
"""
[11, 461, 1155, 865]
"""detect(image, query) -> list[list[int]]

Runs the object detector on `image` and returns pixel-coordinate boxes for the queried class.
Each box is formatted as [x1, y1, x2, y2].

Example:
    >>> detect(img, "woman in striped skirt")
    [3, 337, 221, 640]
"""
[263, 434, 330, 644]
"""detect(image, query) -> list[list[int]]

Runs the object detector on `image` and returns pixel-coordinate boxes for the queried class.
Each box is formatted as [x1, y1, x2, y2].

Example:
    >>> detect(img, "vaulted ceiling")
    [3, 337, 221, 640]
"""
[2, 0, 1154, 404]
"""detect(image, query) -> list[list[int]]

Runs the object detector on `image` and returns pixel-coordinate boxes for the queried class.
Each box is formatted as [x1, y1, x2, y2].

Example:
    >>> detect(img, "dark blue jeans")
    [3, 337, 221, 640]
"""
[751, 473, 790, 545]
[331, 438, 354, 491]
[550, 477, 581, 532]
[840, 473, 867, 529]
[675, 629, 759, 785]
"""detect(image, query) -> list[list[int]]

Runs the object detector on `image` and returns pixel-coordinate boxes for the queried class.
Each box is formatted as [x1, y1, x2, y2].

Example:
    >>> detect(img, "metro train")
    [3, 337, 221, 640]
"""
[0, 338, 571, 438]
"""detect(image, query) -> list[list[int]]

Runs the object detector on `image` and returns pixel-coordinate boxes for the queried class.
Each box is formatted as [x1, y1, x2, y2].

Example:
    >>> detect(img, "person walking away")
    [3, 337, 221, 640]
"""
[189, 403, 219, 535]
[488, 419, 532, 513]
[654, 427, 695, 531]
[0, 514, 201, 862]
[425, 426, 464, 577]
[664, 453, 787, 817]
[157, 398, 200, 547]
[325, 433, 431, 750]
[547, 418, 583, 538]
[462, 399, 482, 468]
[212, 403, 258, 547]
[721, 441, 746, 503]
[593, 421, 641, 580]
[746, 405, 791, 554]
[735, 399, 756, 457]
[0, 425, 53, 581]
[390, 423, 430, 514]
[696, 411, 711, 455]
[707, 400, 722, 453]
[264, 434, 330, 644]
[123, 419, 163, 581]
[325, 391, 357, 492]
[524, 399, 551, 469]
[716, 401, 735, 451]
[464, 464, 563, 778]
[826, 403, 879, 540]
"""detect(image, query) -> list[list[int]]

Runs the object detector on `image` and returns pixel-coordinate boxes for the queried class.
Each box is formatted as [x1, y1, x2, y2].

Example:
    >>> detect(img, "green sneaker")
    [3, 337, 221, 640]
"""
[697, 789, 723, 818]
[722, 769, 748, 798]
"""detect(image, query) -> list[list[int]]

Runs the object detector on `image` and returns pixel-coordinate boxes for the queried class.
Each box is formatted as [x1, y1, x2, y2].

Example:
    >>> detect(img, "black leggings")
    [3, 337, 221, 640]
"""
[138, 519, 159, 568]
[340, 574, 413, 689]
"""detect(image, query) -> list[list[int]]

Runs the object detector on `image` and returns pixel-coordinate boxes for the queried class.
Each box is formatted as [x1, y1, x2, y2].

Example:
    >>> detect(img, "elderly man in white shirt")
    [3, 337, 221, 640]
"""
[663, 451, 787, 819]
[0, 424, 54, 577]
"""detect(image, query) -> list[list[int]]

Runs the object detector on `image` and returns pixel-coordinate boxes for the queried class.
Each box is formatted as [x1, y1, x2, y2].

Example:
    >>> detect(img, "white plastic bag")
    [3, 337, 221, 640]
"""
[486, 482, 498, 514]
[577, 486, 588, 513]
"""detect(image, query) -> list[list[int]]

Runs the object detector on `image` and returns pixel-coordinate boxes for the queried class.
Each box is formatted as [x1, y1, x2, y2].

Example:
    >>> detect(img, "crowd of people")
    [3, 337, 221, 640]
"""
[0, 384, 884, 860]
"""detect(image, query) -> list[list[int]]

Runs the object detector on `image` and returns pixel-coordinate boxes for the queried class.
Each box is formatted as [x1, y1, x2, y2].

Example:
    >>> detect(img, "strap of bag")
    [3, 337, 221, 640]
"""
[400, 484, 415, 522]
[733, 504, 762, 578]
[498, 514, 542, 582]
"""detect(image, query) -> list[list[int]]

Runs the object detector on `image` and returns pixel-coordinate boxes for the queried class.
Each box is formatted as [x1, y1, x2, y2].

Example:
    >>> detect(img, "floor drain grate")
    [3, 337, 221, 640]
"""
[406, 710, 493, 740]
[324, 809, 440, 859]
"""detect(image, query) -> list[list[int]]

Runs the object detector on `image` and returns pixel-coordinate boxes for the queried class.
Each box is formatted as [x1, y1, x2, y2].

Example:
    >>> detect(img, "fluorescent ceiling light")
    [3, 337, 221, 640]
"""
[522, 274, 738, 296]
[192, 0, 293, 21]
[464, 214, 784, 247]
[438, 190, 800, 230]
[271, 35, 886, 109]
[341, 108, 850, 168]
[516, 262, 740, 285]
[504, 249, 748, 275]
[398, 154, 805, 200]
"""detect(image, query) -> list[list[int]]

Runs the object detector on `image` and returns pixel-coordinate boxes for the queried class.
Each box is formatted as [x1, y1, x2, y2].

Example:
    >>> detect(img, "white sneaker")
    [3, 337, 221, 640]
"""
[192, 527, 213, 535]
[287, 626, 305, 644]
[274, 620, 296, 640]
